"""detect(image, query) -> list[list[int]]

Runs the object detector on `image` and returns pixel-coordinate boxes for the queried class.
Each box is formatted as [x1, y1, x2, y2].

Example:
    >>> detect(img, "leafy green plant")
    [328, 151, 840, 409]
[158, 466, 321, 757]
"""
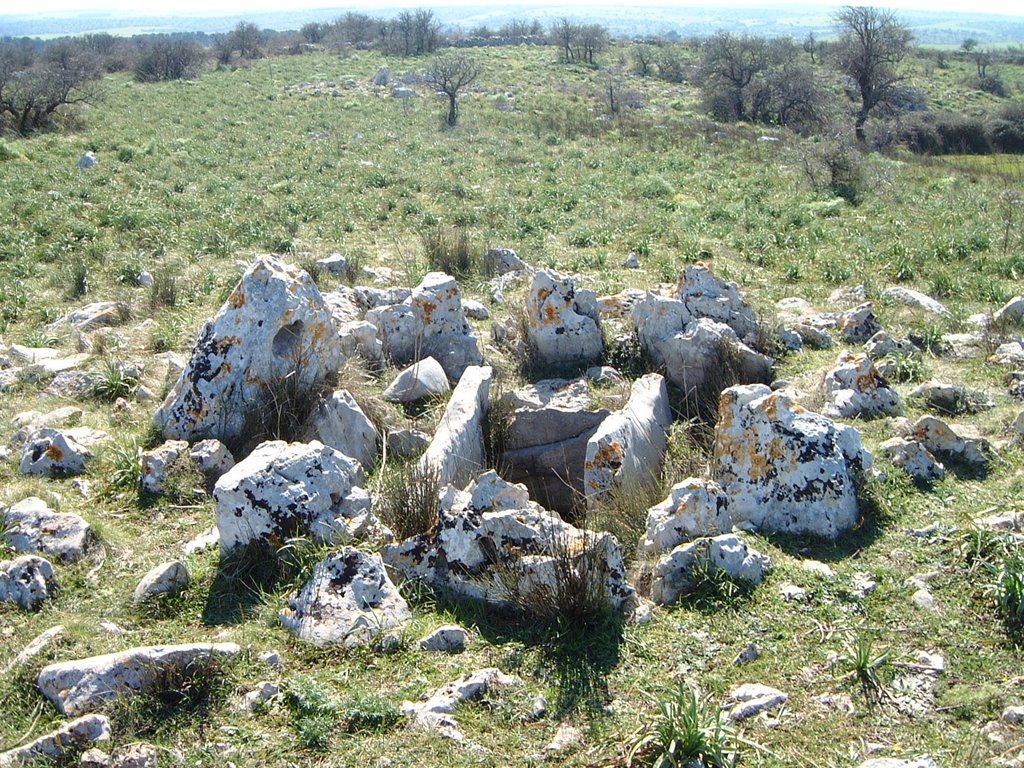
[103, 437, 142, 496]
[628, 683, 741, 768]
[342, 691, 400, 734]
[886, 351, 929, 383]
[92, 357, 139, 401]
[837, 632, 891, 700]
[997, 552, 1024, 636]
[284, 674, 341, 751]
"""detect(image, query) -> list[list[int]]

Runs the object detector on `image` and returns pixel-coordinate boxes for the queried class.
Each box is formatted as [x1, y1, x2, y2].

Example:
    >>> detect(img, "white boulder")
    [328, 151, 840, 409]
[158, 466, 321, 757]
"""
[650, 534, 771, 606]
[19, 428, 93, 477]
[641, 478, 729, 555]
[526, 269, 603, 367]
[0, 555, 56, 610]
[822, 351, 903, 419]
[303, 389, 378, 470]
[418, 365, 491, 489]
[132, 561, 189, 604]
[2, 497, 92, 563]
[382, 357, 450, 403]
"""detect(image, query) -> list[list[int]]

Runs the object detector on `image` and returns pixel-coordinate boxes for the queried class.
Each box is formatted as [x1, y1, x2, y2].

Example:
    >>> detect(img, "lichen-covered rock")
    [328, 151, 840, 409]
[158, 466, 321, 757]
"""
[822, 351, 903, 419]
[214, 440, 376, 551]
[838, 302, 882, 344]
[401, 668, 521, 746]
[526, 269, 603, 367]
[905, 416, 990, 467]
[0, 714, 110, 767]
[864, 331, 919, 360]
[714, 384, 872, 539]
[154, 256, 345, 444]
[673, 263, 759, 340]
[38, 643, 239, 717]
[880, 437, 945, 483]
[382, 357, 450, 403]
[2, 497, 92, 563]
[303, 389, 378, 470]
[650, 534, 771, 606]
[418, 365, 491, 489]
[189, 439, 235, 478]
[140, 440, 189, 495]
[280, 548, 409, 647]
[0, 555, 56, 610]
[584, 374, 672, 507]
[132, 561, 189, 604]
[641, 478, 729, 555]
[11, 406, 83, 446]
[19, 428, 93, 477]
[383, 471, 637, 613]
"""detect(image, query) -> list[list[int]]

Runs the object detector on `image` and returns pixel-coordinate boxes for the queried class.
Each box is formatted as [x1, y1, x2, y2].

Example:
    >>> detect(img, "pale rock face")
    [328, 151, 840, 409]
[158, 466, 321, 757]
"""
[401, 668, 521, 745]
[864, 331, 919, 360]
[280, 548, 409, 647]
[462, 298, 489, 320]
[882, 286, 950, 317]
[906, 416, 990, 466]
[726, 683, 789, 722]
[77, 151, 98, 169]
[838, 302, 882, 344]
[140, 440, 189, 495]
[674, 263, 760, 341]
[214, 440, 375, 551]
[383, 471, 637, 613]
[584, 374, 672, 507]
[994, 295, 1024, 325]
[338, 319, 383, 363]
[418, 624, 469, 653]
[822, 351, 904, 419]
[37, 643, 240, 717]
[0, 714, 110, 767]
[880, 437, 945, 483]
[650, 534, 771, 606]
[910, 381, 993, 415]
[11, 406, 83, 446]
[793, 322, 834, 349]
[418, 365, 491, 489]
[20, 428, 93, 477]
[189, 439, 235, 477]
[154, 256, 345, 444]
[631, 293, 691, 362]
[641, 478, 730, 555]
[992, 341, 1024, 367]
[526, 269, 603, 367]
[382, 357, 450, 403]
[132, 561, 190, 604]
[2, 497, 92, 563]
[57, 302, 125, 331]
[385, 429, 430, 459]
[0, 555, 56, 610]
[303, 389, 379, 470]
[656, 318, 771, 398]
[317, 252, 350, 278]
[485, 247, 526, 275]
[714, 384, 872, 539]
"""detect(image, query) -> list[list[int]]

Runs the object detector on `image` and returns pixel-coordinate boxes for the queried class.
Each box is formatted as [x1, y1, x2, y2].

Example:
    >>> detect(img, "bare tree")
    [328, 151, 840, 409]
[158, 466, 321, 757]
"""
[632, 44, 656, 77]
[551, 18, 581, 63]
[697, 32, 770, 122]
[426, 52, 479, 127]
[577, 24, 609, 65]
[134, 37, 206, 82]
[833, 5, 913, 141]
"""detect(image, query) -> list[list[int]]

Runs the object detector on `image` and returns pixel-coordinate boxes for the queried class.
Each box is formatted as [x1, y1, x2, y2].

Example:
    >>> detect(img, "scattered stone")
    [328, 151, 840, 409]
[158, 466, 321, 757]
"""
[111, 743, 157, 768]
[155, 256, 345, 444]
[857, 758, 939, 768]
[544, 724, 583, 753]
[239, 681, 280, 713]
[484, 247, 526, 275]
[140, 440, 189, 495]
[995, 296, 1024, 325]
[641, 478, 728, 556]
[418, 365, 491, 489]
[801, 560, 834, 578]
[822, 351, 903, 419]
[726, 683, 788, 722]
[0, 555, 56, 610]
[3, 625, 65, 675]
[383, 357, 450, 403]
[882, 287, 950, 317]
[794, 322, 834, 349]
[2, 497, 92, 563]
[38, 643, 240, 716]
[529, 695, 548, 721]
[864, 331, 919, 360]
[56, 302, 126, 332]
[851, 573, 878, 599]
[1002, 706, 1024, 725]
[20, 428, 93, 477]
[912, 588, 936, 611]
[78, 747, 111, 767]
[880, 437, 945, 483]
[304, 389, 379, 470]
[838, 302, 881, 344]
[317, 252, 350, 278]
[462, 299, 489, 320]
[623, 253, 640, 269]
[734, 643, 761, 666]
[817, 693, 856, 716]
[259, 650, 283, 669]
[132, 561, 189, 604]
[401, 668, 521, 745]
[943, 332, 986, 360]
[0, 714, 110, 767]
[385, 429, 430, 459]
[905, 416, 990, 467]
[137, 270, 154, 288]
[77, 151, 98, 170]
[189, 439, 235, 478]
[182, 527, 218, 555]
[650, 534, 771, 606]
[991, 341, 1024, 367]
[418, 625, 469, 653]
[281, 548, 410, 647]
[586, 366, 625, 385]
[780, 583, 807, 602]
[830, 284, 867, 304]
[525, 269, 603, 367]
[11, 406, 83, 446]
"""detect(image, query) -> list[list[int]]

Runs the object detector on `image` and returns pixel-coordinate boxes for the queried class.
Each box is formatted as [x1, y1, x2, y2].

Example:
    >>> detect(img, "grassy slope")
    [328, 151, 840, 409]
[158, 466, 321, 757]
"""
[1, 44, 1024, 767]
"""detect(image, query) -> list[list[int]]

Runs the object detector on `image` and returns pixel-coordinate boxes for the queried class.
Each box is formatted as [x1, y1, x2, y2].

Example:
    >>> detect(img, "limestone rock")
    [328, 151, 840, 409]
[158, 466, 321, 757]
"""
[189, 439, 235, 477]
[882, 287, 950, 317]
[525, 269, 603, 367]
[386, 429, 430, 459]
[858, 759, 939, 768]
[584, 374, 672, 507]
[112, 743, 157, 768]
[822, 351, 903, 419]
[154, 256, 345, 444]
[674, 263, 759, 340]
[338, 319, 383, 363]
[303, 389, 378, 470]
[401, 668, 521, 745]
[794, 322, 834, 349]
[11, 406, 83, 446]
[140, 440, 189, 494]
[991, 341, 1024, 367]
[317, 252, 350, 278]
[462, 299, 489, 320]
[280, 548, 409, 647]
[77, 152, 97, 170]
[418, 365, 491, 489]
[132, 560, 189, 604]
[2, 497, 92, 563]
[239, 681, 280, 713]
[650, 534, 770, 606]
[3, 625, 66, 675]
[0, 714, 110, 767]
[214, 440, 375, 551]
[57, 302, 125, 332]
[910, 381, 993, 415]
[726, 683, 788, 722]
[20, 429, 93, 477]
[485, 247, 526, 275]
[905, 416, 990, 467]
[418, 625, 469, 653]
[383, 357, 450, 403]
[714, 384, 872, 539]
[0, 555, 56, 610]
[838, 302, 882, 344]
[880, 438, 945, 483]
[642, 478, 729, 556]
[38, 643, 240, 717]
[994, 296, 1024, 325]
[864, 331, 919, 360]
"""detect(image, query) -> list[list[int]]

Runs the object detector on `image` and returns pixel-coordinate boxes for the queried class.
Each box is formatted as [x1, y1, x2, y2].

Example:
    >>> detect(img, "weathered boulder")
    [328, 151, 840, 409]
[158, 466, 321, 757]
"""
[418, 365, 491, 489]
[382, 357, 450, 403]
[386, 429, 430, 459]
[56, 302, 125, 332]
[140, 440, 189, 495]
[793, 322, 834, 349]
[76, 151, 97, 170]
[383, 471, 636, 612]
[0, 714, 110, 767]
[38, 643, 240, 717]
[838, 302, 881, 344]
[673, 263, 759, 340]
[714, 384, 872, 539]
[316, 252, 350, 278]
[484, 247, 526, 275]
[19, 429, 92, 477]
[2, 497, 92, 563]
[132, 561, 189, 604]
[303, 389, 378, 470]
[880, 437, 945, 483]
[641, 478, 729, 556]
[910, 380, 993, 415]
[882, 286, 950, 317]
[280, 548, 410, 647]
[213, 440, 375, 551]
[154, 256, 345, 444]
[525, 269, 603, 368]
[402, 668, 521, 746]
[904, 416, 990, 467]
[584, 374, 672, 507]
[822, 351, 903, 419]
[650, 534, 771, 606]
[418, 624, 469, 653]
[994, 295, 1024, 325]
[726, 683, 788, 722]
[864, 331, 919, 360]
[189, 439, 235, 478]
[0, 555, 56, 610]
[462, 299, 489, 320]
[11, 406, 83, 446]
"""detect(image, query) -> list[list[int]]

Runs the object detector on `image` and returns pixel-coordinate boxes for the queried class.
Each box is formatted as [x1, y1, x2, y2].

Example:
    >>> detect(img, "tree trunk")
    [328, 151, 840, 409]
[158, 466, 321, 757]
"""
[855, 110, 868, 142]
[447, 94, 457, 127]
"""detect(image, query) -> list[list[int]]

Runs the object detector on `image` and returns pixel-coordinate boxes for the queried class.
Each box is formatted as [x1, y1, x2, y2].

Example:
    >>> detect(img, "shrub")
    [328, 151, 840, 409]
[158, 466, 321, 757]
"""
[373, 462, 441, 541]
[284, 674, 341, 751]
[342, 691, 400, 733]
[149, 270, 179, 309]
[420, 223, 482, 276]
[988, 102, 1024, 153]
[92, 357, 140, 401]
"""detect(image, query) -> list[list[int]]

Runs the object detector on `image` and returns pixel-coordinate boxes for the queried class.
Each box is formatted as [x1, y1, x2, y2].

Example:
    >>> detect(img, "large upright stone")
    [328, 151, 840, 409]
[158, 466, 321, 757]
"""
[526, 270, 603, 368]
[419, 365, 492, 489]
[19, 429, 92, 477]
[154, 256, 344, 444]
[303, 389, 379, 470]
[674, 263, 759, 341]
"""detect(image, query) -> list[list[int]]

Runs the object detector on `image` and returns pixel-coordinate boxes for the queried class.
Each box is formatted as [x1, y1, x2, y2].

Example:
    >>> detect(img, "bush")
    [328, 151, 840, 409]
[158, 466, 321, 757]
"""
[420, 223, 482, 276]
[373, 462, 442, 541]
[989, 102, 1024, 153]
[134, 38, 207, 82]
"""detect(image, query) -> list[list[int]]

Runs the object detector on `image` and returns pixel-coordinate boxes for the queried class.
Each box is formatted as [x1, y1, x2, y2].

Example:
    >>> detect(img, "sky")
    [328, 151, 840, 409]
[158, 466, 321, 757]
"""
[4, 0, 1023, 18]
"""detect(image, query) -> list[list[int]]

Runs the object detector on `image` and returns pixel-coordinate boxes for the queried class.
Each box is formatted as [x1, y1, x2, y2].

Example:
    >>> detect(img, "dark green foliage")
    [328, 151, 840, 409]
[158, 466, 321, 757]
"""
[373, 462, 441, 541]
[283, 674, 340, 751]
[92, 357, 139, 401]
[629, 683, 742, 768]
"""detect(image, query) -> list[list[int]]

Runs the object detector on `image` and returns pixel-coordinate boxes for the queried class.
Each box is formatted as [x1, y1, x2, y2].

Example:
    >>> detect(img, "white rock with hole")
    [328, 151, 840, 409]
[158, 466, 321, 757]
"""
[0, 555, 56, 610]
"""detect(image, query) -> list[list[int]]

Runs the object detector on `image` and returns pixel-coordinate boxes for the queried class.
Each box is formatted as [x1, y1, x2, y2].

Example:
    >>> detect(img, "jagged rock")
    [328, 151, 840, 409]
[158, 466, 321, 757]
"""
[383, 471, 637, 613]
[239, 681, 280, 713]
[484, 247, 526, 275]
[2, 497, 92, 563]
[525, 269, 602, 367]
[56, 302, 125, 332]
[3, 625, 65, 675]
[995, 296, 1024, 325]
[401, 668, 521, 745]
[726, 683, 788, 722]
[822, 351, 903, 419]
[189, 439, 235, 478]
[338, 320, 383, 363]
[500, 378, 609, 512]
[830, 284, 867, 304]
[132, 561, 189, 604]
[214, 440, 377, 551]
[910, 381, 993, 415]
[280, 548, 409, 647]
[418, 365, 491, 489]
[303, 389, 378, 470]
[18, 354, 91, 385]
[882, 287, 950, 317]
[0, 555, 56, 610]
[864, 331, 919, 360]
[714, 384, 872, 539]
[584, 374, 672, 507]
[991, 341, 1024, 367]
[462, 299, 489, 320]
[418, 625, 469, 653]
[112, 743, 157, 768]
[623, 253, 640, 269]
[38, 643, 240, 717]
[880, 438, 945, 483]
[903, 416, 990, 467]
[140, 440, 189, 494]
[77, 152, 97, 170]
[19, 429, 93, 477]
[793, 322, 834, 349]
[386, 429, 430, 459]
[383, 357, 450, 403]
[942, 332, 986, 360]
[11, 407, 83, 446]
[838, 302, 881, 344]
[674, 263, 759, 340]
[642, 478, 730, 555]
[0, 714, 110, 767]
[650, 534, 771, 606]
[316, 252, 350, 278]
[154, 256, 345, 444]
